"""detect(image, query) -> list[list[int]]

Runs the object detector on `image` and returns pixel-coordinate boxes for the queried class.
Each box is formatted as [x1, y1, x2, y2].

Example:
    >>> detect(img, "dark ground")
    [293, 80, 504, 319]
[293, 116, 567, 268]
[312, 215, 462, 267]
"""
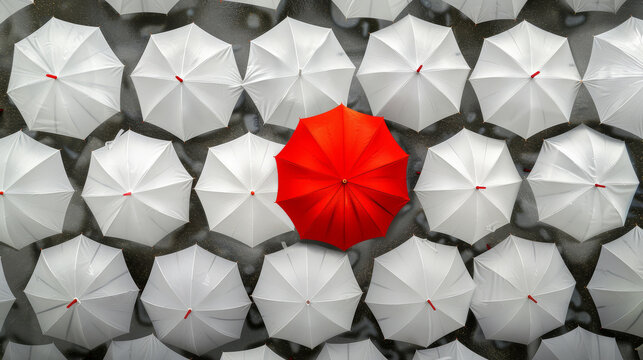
[0, 0, 641, 359]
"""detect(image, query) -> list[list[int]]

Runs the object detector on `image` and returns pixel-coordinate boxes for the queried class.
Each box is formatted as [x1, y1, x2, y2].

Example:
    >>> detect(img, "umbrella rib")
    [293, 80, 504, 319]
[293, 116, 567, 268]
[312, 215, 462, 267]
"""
[345, 185, 389, 235]
[349, 156, 409, 184]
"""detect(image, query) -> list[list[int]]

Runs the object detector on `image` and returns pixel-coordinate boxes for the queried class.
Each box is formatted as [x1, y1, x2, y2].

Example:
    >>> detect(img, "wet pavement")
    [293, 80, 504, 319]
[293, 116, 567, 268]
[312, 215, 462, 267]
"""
[0, 0, 641, 359]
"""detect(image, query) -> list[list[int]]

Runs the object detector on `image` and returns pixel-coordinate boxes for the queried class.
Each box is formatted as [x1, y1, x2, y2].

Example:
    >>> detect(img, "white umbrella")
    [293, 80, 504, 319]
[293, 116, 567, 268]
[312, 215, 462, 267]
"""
[587, 226, 642, 337]
[82, 130, 193, 246]
[356, 15, 470, 131]
[2, 342, 65, 360]
[225, 0, 281, 9]
[195, 133, 293, 247]
[413, 340, 487, 360]
[104, 0, 180, 14]
[7, 17, 124, 140]
[221, 345, 284, 360]
[141, 245, 252, 355]
[469, 21, 581, 138]
[414, 129, 521, 244]
[564, 0, 627, 12]
[105, 334, 188, 360]
[441, 0, 527, 23]
[243, 17, 355, 129]
[583, 17, 643, 138]
[252, 242, 362, 348]
[532, 327, 624, 360]
[131, 23, 243, 141]
[316, 340, 386, 360]
[365, 236, 475, 347]
[470, 235, 575, 344]
[527, 125, 638, 241]
[0, 0, 32, 24]
[331, 0, 412, 21]
[0, 131, 74, 249]
[24, 235, 139, 349]
[0, 258, 14, 332]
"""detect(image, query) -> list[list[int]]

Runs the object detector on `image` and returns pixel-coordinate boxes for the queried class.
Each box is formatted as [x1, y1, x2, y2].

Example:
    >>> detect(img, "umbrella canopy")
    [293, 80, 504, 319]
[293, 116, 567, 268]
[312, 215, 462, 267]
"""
[24, 235, 139, 349]
[243, 17, 355, 129]
[470, 235, 575, 344]
[195, 133, 294, 247]
[414, 129, 521, 244]
[365, 236, 475, 347]
[0, 131, 74, 249]
[331, 0, 412, 21]
[105, 334, 188, 360]
[0, 0, 32, 24]
[413, 340, 487, 360]
[251, 242, 362, 348]
[587, 226, 642, 337]
[469, 21, 581, 138]
[225, 0, 282, 9]
[221, 345, 284, 360]
[82, 130, 193, 246]
[131, 23, 243, 141]
[564, 0, 626, 12]
[141, 245, 251, 355]
[104, 0, 180, 14]
[2, 342, 65, 360]
[583, 17, 643, 138]
[527, 125, 638, 241]
[7, 17, 124, 140]
[0, 258, 14, 332]
[441, 0, 527, 23]
[316, 340, 386, 360]
[532, 327, 624, 360]
[356, 15, 470, 131]
[275, 105, 409, 250]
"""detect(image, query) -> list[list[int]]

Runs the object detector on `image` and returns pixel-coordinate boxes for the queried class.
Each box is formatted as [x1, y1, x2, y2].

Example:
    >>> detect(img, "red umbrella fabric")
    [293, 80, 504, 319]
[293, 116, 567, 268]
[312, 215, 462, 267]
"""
[276, 104, 409, 250]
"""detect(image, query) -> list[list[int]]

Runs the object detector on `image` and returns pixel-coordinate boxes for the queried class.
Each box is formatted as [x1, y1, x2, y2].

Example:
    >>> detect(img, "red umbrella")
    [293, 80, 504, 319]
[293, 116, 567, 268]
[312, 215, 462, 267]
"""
[276, 104, 409, 250]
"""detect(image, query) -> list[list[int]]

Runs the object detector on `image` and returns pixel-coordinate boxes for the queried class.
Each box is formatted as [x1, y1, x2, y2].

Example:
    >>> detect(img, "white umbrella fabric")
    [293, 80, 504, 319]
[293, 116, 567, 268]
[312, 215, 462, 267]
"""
[0, 258, 14, 332]
[82, 130, 193, 246]
[331, 0, 412, 21]
[7, 17, 124, 140]
[564, 0, 627, 12]
[583, 17, 643, 138]
[441, 0, 527, 23]
[243, 17, 355, 129]
[131, 23, 243, 141]
[587, 226, 642, 337]
[366, 236, 475, 347]
[532, 327, 624, 360]
[104, 334, 188, 360]
[24, 235, 139, 349]
[316, 340, 386, 360]
[414, 129, 521, 244]
[469, 21, 581, 138]
[221, 345, 284, 360]
[0, 131, 74, 249]
[104, 0, 180, 14]
[413, 340, 487, 360]
[252, 242, 362, 348]
[195, 133, 294, 247]
[141, 245, 252, 355]
[2, 342, 65, 360]
[527, 125, 638, 242]
[225, 0, 282, 9]
[470, 235, 575, 344]
[356, 15, 470, 131]
[0, 0, 32, 24]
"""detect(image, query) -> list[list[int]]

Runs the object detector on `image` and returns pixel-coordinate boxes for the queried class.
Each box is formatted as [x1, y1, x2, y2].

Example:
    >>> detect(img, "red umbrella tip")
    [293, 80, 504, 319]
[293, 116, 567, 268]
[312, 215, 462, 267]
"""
[486, 243, 491, 250]
[530, 71, 540, 78]
[250, 191, 255, 196]
[46, 74, 58, 79]
[427, 299, 436, 311]
[184, 308, 192, 319]
[595, 184, 606, 188]
[475, 186, 486, 190]
[0, 191, 3, 195]
[305, 300, 311, 305]
[416, 65, 423, 73]
[123, 192, 132, 196]
[527, 295, 538, 303]
[176, 75, 184, 83]
[67, 298, 78, 308]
